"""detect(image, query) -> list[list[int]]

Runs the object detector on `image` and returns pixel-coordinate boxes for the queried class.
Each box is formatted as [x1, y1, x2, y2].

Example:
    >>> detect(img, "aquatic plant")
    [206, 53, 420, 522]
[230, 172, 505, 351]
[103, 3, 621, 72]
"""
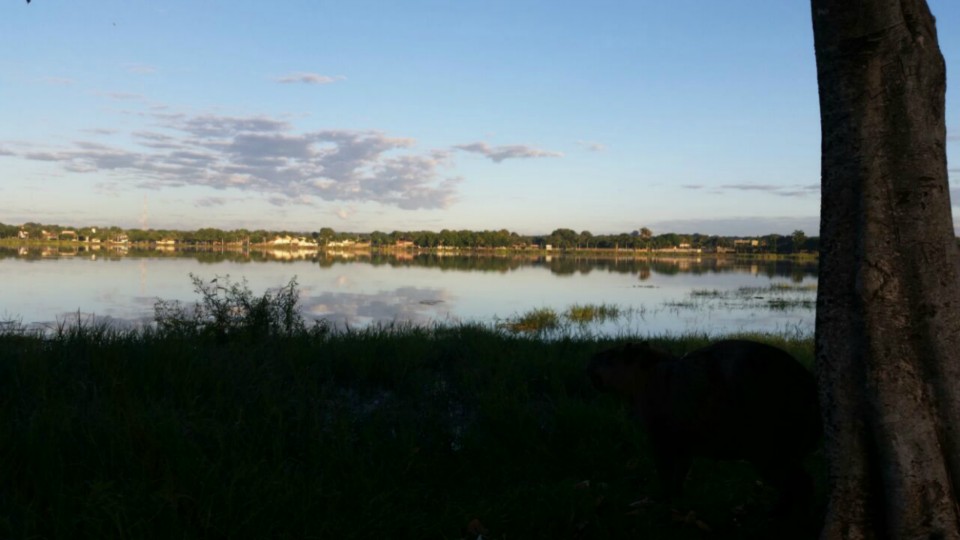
[153, 273, 327, 339]
[689, 289, 724, 298]
[501, 307, 561, 334]
[565, 303, 622, 324]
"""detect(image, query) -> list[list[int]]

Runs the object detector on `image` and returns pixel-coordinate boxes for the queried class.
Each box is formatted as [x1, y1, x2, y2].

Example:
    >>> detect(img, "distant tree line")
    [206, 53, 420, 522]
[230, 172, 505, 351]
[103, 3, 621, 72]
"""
[0, 222, 822, 254]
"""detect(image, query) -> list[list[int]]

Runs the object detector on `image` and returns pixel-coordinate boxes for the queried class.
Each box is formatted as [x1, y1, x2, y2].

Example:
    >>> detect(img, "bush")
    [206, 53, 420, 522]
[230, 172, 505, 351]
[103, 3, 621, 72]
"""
[154, 274, 326, 340]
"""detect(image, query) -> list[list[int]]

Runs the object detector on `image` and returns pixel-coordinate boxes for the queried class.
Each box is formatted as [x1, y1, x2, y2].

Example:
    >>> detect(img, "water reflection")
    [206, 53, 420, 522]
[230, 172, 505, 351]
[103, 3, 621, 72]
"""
[0, 246, 818, 279]
[0, 246, 817, 336]
[302, 286, 454, 328]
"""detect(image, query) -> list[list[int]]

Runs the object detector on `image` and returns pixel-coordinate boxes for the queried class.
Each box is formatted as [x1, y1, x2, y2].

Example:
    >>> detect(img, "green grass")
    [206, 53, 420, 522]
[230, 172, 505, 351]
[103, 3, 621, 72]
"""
[665, 284, 818, 317]
[503, 304, 638, 335]
[565, 303, 622, 324]
[500, 307, 561, 334]
[0, 279, 823, 539]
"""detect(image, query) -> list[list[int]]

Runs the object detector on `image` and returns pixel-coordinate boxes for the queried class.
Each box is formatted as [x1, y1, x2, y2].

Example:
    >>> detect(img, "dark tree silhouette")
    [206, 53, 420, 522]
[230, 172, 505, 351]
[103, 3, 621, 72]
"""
[811, 0, 960, 538]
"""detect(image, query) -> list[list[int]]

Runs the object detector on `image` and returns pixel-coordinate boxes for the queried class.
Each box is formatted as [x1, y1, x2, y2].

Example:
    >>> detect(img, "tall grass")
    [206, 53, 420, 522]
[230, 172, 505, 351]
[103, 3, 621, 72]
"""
[566, 303, 622, 324]
[0, 279, 822, 539]
[502, 304, 626, 335]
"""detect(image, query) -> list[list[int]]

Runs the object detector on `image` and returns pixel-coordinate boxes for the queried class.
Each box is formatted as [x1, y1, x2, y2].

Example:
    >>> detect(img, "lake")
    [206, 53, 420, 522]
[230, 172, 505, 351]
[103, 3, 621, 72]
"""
[0, 246, 818, 337]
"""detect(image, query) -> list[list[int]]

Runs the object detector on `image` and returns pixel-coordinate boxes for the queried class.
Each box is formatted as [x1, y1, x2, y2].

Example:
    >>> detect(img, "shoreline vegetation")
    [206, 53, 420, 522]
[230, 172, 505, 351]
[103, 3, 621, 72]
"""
[1, 221, 820, 259]
[1, 278, 825, 538]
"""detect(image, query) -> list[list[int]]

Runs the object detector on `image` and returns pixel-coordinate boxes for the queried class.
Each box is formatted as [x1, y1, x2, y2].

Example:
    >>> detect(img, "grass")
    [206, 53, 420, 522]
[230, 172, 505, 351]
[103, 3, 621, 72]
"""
[768, 283, 819, 292]
[0, 279, 824, 539]
[501, 304, 632, 335]
[565, 303, 622, 324]
[669, 284, 818, 317]
[500, 307, 561, 334]
[689, 289, 724, 298]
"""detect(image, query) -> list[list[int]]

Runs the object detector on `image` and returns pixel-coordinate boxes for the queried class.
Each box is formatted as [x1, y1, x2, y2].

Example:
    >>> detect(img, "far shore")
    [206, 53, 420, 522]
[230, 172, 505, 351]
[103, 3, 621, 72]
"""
[0, 237, 819, 261]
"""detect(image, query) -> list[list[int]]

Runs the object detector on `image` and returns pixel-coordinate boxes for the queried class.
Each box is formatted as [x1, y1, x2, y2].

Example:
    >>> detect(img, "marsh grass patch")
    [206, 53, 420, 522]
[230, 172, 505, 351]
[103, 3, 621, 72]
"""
[666, 282, 818, 314]
[501, 307, 562, 334]
[565, 303, 622, 324]
[689, 289, 724, 298]
[502, 304, 635, 336]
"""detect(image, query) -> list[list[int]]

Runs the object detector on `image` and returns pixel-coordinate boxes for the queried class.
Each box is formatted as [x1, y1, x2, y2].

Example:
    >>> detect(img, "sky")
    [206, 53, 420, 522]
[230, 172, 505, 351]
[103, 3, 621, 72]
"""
[1, 1, 958, 237]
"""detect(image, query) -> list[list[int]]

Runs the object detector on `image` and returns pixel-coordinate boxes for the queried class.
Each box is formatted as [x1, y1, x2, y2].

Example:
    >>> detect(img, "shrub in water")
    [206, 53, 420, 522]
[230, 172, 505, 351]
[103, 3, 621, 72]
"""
[154, 274, 324, 339]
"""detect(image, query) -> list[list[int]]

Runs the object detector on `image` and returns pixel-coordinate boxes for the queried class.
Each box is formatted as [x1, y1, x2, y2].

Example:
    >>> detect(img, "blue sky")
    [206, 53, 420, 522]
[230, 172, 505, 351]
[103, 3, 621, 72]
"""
[1, 1, 957, 236]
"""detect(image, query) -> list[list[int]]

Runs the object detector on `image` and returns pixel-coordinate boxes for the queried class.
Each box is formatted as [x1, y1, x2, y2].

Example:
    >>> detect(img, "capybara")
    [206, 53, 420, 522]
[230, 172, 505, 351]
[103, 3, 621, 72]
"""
[588, 339, 821, 514]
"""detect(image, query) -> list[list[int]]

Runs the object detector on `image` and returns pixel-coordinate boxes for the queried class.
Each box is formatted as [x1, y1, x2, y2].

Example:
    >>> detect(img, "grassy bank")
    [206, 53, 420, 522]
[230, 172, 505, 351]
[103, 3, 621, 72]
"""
[0, 328, 822, 539]
[0, 280, 822, 539]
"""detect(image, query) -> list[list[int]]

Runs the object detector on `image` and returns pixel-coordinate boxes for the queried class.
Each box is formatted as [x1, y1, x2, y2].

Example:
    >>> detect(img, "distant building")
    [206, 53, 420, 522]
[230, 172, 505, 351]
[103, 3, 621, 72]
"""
[326, 239, 356, 248]
[270, 235, 318, 248]
[17, 230, 29, 240]
[733, 239, 764, 253]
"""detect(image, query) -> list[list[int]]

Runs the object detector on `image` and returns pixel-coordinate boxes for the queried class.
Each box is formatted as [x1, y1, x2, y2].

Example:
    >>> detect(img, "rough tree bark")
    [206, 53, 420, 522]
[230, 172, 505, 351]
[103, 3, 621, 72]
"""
[811, 1, 960, 538]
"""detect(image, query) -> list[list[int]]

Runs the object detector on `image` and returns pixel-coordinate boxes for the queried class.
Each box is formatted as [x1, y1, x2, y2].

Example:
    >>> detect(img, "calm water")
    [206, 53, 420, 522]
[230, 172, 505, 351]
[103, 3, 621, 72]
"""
[1, 246, 818, 337]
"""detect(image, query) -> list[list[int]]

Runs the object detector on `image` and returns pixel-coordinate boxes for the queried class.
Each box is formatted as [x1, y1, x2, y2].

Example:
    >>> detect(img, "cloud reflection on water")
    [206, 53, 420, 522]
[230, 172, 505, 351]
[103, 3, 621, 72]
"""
[302, 286, 455, 328]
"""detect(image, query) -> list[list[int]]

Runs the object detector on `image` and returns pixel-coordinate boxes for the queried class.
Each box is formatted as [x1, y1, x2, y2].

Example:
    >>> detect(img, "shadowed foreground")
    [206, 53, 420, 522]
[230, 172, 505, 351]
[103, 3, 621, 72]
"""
[0, 306, 823, 538]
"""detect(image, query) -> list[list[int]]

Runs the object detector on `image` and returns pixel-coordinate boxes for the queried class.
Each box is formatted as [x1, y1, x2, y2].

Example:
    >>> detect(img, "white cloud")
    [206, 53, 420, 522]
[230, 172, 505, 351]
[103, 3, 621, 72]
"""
[176, 114, 290, 137]
[275, 72, 345, 85]
[13, 109, 459, 211]
[453, 141, 563, 163]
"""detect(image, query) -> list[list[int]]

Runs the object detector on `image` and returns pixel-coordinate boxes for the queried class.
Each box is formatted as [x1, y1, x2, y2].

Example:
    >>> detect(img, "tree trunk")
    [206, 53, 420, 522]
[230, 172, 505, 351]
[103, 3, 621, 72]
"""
[811, 1, 960, 538]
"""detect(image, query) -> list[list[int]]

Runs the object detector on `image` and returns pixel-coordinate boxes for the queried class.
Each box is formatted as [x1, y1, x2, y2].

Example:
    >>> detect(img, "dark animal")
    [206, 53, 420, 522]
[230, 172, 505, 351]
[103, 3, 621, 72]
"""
[588, 339, 821, 514]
